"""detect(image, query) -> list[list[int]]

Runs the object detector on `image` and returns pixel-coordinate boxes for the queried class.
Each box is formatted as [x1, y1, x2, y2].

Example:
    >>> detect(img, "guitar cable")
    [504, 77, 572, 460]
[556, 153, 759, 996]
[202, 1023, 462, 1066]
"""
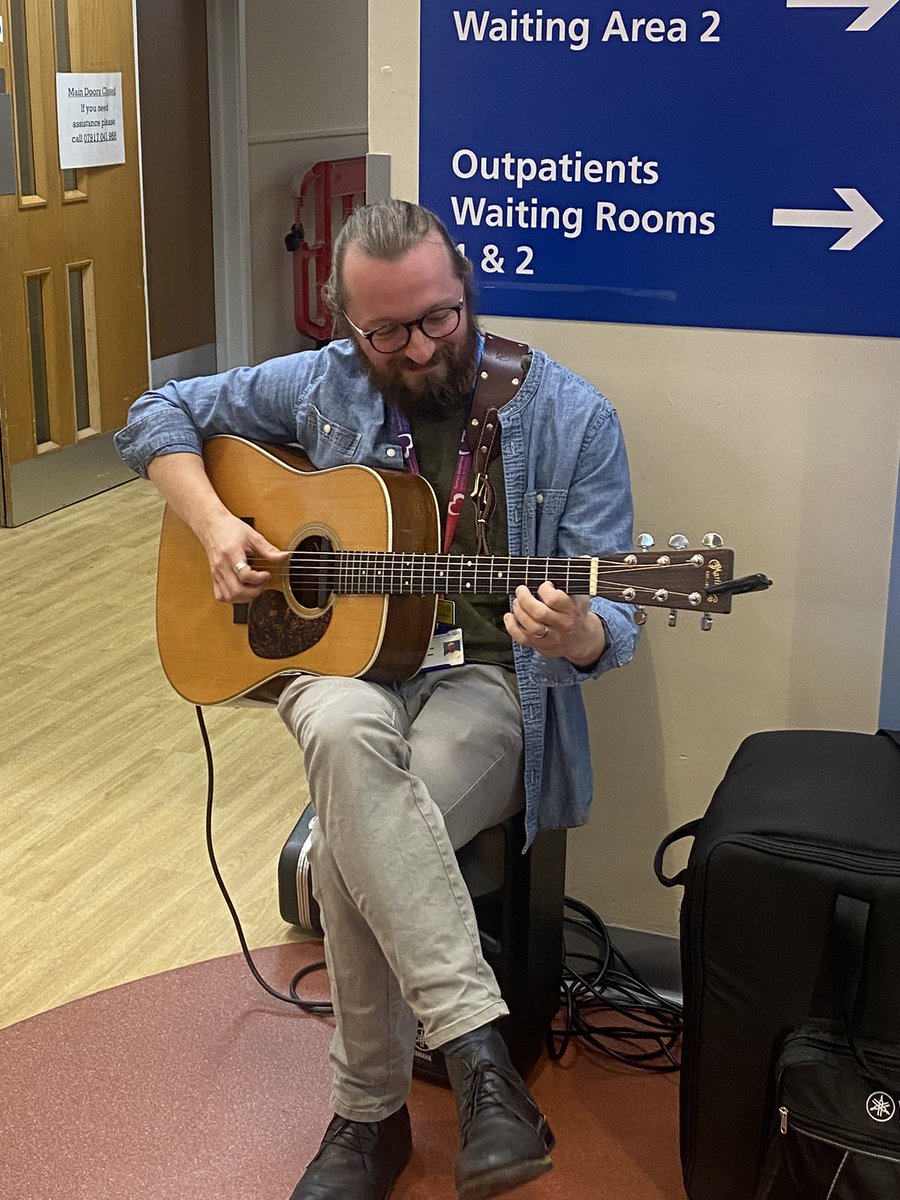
[547, 896, 683, 1072]
[196, 705, 333, 1016]
[197, 705, 683, 1059]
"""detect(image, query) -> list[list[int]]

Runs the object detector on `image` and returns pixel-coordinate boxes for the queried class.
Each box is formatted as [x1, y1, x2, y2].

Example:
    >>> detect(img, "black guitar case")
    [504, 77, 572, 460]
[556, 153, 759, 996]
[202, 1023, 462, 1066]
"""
[655, 728, 900, 1200]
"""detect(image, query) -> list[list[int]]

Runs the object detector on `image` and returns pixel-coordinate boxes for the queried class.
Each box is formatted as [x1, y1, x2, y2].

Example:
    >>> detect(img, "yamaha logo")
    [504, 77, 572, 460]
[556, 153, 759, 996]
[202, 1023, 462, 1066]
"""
[866, 1091, 896, 1123]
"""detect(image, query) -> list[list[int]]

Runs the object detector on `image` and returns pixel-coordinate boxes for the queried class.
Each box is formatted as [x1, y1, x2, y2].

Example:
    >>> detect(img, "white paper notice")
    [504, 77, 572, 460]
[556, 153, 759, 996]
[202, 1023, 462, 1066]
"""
[56, 72, 125, 169]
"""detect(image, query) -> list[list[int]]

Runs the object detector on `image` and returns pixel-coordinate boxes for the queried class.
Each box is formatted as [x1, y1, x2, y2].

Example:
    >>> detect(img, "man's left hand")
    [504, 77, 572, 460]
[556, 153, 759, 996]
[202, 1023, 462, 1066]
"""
[504, 582, 607, 668]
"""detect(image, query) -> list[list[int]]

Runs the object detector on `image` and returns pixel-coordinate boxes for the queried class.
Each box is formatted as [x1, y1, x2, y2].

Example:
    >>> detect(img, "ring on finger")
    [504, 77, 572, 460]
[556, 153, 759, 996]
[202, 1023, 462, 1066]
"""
[232, 559, 250, 575]
[534, 623, 550, 640]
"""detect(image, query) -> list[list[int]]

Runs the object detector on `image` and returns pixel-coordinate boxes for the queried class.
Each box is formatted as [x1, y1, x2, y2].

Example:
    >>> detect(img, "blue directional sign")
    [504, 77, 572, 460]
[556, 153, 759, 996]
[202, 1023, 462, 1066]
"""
[419, 2, 899, 336]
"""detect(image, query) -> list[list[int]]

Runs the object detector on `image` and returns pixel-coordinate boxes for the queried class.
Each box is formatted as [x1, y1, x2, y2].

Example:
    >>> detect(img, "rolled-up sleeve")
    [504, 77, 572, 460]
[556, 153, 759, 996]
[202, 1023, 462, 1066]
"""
[114, 356, 313, 477]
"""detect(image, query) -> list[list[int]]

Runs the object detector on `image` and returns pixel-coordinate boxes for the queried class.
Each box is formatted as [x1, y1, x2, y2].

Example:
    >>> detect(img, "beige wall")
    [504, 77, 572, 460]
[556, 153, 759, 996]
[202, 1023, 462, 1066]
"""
[369, 0, 900, 935]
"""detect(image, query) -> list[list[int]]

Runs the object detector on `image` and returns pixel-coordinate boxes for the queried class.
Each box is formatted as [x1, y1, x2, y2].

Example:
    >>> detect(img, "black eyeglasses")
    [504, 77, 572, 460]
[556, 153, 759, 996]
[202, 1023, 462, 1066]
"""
[342, 300, 464, 354]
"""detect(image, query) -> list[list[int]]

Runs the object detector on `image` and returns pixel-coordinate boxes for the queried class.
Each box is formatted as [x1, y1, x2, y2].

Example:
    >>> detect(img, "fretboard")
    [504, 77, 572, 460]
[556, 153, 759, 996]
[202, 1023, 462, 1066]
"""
[290, 552, 601, 596]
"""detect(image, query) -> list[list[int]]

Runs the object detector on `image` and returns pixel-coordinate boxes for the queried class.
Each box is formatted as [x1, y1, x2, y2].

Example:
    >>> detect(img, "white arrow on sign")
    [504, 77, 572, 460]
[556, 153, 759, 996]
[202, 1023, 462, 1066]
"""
[786, 0, 899, 32]
[772, 188, 883, 251]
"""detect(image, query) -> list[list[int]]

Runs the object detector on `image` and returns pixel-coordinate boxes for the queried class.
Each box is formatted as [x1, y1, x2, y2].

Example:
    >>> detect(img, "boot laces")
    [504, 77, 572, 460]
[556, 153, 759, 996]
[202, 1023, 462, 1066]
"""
[460, 1062, 528, 1140]
[324, 1116, 380, 1154]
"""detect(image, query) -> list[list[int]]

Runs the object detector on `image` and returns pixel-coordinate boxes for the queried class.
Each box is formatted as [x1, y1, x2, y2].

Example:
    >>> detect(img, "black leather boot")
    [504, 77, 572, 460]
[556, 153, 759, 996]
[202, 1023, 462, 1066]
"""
[443, 1026, 554, 1200]
[288, 1104, 412, 1199]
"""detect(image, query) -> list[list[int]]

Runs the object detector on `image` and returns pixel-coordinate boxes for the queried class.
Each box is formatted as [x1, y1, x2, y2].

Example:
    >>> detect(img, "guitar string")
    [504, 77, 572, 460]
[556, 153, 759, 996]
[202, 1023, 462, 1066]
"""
[235, 554, 707, 575]
[236, 553, 705, 567]
[225, 554, 706, 599]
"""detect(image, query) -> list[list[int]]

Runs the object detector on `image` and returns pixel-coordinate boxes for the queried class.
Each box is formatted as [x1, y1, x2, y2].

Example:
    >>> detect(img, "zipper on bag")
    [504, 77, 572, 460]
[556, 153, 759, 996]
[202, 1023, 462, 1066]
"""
[778, 1106, 900, 1164]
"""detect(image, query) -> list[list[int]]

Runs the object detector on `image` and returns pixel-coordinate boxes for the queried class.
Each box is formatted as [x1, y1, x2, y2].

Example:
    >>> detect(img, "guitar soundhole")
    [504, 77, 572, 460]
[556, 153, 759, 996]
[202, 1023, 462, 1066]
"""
[289, 534, 337, 610]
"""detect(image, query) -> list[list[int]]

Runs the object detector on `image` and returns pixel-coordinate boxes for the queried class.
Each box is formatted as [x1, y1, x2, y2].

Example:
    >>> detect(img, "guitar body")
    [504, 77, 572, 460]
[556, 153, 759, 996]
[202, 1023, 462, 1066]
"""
[156, 437, 440, 704]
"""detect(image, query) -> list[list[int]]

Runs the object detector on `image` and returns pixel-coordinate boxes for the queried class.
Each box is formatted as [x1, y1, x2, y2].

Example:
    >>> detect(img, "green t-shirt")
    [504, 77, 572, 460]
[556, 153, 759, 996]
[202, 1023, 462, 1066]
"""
[407, 408, 514, 669]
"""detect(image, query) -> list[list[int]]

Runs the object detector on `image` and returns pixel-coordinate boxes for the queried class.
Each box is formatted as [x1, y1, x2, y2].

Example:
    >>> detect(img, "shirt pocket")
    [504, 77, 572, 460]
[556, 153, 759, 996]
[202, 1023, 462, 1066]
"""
[305, 404, 362, 464]
[521, 488, 567, 556]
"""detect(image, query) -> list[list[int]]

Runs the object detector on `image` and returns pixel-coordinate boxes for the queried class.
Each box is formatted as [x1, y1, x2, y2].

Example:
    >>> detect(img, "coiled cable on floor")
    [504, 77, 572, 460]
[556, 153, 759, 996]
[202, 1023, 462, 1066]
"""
[548, 896, 682, 1071]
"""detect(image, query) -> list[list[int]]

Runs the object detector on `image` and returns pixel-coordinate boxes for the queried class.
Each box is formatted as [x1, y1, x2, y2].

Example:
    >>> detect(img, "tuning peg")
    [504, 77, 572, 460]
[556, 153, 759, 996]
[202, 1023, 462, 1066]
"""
[668, 534, 689, 551]
[633, 606, 647, 626]
[636, 533, 655, 550]
[668, 609, 678, 627]
[702, 532, 724, 549]
[700, 614, 714, 631]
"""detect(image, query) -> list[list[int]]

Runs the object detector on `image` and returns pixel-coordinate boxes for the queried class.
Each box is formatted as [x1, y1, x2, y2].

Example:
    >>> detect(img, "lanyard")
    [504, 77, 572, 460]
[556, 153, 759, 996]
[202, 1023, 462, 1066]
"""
[394, 412, 472, 555]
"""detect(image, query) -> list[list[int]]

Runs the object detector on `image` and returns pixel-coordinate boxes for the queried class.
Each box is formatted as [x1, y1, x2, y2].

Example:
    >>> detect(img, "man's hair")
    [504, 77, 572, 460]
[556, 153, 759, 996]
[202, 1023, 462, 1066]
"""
[322, 198, 473, 325]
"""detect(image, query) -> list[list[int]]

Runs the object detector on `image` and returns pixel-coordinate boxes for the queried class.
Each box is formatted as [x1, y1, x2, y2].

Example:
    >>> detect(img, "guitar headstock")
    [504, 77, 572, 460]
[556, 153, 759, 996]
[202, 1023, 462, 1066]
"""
[595, 533, 771, 629]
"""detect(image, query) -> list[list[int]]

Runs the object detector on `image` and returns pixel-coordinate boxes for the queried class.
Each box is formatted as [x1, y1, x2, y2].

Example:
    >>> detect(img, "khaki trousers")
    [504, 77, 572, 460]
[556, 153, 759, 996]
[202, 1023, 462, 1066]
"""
[277, 664, 524, 1121]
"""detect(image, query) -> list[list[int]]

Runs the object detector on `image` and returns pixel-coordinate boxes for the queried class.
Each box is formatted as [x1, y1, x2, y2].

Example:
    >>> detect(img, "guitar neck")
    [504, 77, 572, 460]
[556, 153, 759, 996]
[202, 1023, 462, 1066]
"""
[287, 548, 734, 612]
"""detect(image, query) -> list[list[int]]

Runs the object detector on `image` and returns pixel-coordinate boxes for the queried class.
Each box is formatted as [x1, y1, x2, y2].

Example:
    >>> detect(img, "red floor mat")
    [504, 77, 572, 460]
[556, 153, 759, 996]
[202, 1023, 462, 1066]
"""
[0, 941, 686, 1199]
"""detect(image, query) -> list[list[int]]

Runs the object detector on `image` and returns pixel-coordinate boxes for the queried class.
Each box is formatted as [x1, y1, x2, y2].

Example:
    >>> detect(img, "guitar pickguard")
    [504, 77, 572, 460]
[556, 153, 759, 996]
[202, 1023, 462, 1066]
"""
[248, 589, 332, 659]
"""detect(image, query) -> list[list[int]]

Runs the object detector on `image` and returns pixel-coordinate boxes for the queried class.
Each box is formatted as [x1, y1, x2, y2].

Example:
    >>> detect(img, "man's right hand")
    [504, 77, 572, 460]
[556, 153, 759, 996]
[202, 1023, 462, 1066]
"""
[147, 450, 289, 603]
[201, 512, 289, 603]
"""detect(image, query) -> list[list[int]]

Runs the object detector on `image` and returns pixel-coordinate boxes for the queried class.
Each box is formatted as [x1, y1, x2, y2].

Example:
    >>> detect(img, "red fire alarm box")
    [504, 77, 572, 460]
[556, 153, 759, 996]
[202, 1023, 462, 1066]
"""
[287, 157, 366, 341]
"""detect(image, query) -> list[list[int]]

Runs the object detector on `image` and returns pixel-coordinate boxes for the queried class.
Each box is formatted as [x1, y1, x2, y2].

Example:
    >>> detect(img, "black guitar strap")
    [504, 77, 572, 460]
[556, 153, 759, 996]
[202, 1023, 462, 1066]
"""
[466, 332, 529, 554]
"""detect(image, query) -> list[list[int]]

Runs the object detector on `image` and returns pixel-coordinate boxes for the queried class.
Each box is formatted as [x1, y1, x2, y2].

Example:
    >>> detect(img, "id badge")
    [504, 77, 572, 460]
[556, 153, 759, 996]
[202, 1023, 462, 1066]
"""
[421, 626, 465, 671]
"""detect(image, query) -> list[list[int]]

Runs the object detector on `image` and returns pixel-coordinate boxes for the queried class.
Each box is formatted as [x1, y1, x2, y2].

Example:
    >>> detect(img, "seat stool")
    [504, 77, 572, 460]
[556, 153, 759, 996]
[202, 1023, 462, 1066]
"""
[277, 803, 566, 1080]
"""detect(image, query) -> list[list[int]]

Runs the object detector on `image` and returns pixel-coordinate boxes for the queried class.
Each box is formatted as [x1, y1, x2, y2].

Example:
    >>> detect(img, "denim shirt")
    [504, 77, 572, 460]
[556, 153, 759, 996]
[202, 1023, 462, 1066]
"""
[115, 338, 639, 845]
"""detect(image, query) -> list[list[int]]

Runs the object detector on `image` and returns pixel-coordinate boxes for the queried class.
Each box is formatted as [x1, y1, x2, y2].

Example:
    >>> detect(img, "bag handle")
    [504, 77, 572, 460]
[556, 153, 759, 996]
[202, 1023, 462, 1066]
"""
[832, 894, 869, 1040]
[653, 819, 702, 888]
[811, 892, 879, 1080]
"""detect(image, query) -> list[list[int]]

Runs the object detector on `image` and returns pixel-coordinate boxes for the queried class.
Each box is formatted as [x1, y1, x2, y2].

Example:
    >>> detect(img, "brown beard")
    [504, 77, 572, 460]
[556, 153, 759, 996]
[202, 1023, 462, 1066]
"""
[353, 318, 480, 422]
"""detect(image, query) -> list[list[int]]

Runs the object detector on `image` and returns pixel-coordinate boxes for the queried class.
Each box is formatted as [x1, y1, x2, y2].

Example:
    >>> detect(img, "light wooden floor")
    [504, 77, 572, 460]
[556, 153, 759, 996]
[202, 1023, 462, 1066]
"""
[1, 478, 308, 1030]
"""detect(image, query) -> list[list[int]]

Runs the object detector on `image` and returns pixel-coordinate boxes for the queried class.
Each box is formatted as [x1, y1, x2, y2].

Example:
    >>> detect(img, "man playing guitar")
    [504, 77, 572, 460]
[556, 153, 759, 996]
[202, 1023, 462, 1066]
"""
[116, 198, 639, 1200]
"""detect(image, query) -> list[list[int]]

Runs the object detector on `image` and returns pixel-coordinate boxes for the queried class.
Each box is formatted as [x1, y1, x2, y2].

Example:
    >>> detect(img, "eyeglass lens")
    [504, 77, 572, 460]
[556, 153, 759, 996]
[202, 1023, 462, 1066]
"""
[370, 305, 462, 352]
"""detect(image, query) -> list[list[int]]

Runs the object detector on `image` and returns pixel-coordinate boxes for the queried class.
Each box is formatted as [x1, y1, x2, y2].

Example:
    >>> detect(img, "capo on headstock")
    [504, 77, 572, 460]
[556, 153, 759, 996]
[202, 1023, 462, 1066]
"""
[705, 573, 773, 597]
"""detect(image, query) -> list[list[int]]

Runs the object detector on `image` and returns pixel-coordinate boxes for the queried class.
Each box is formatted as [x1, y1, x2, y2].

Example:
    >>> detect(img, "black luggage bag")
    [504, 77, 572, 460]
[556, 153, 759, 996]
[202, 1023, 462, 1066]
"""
[655, 729, 900, 1200]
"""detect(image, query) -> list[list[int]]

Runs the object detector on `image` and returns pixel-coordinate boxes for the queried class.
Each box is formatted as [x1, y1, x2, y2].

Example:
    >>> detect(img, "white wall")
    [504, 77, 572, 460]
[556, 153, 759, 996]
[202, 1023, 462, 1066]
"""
[245, 0, 368, 363]
[369, 0, 900, 935]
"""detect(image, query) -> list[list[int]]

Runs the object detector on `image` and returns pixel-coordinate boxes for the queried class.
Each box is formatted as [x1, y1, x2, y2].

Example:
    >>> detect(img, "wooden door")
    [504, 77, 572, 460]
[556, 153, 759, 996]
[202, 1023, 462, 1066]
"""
[0, 0, 148, 525]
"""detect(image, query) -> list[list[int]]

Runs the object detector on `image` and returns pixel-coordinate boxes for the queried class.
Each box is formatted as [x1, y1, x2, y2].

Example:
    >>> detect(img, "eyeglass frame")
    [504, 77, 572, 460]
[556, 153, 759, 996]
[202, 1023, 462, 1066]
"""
[341, 299, 465, 354]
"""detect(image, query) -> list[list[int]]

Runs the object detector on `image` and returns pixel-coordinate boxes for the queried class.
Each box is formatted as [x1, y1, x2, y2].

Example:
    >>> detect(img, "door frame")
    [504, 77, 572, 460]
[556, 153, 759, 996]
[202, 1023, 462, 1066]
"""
[205, 0, 251, 371]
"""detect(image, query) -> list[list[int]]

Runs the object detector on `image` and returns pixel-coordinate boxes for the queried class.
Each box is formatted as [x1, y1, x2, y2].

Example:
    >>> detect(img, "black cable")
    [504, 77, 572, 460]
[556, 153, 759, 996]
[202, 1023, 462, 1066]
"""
[548, 895, 683, 1071]
[196, 705, 334, 1016]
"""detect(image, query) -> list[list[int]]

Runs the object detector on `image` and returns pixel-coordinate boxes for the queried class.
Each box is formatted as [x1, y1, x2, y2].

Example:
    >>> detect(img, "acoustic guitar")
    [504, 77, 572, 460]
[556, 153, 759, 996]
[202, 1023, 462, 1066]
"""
[156, 436, 767, 704]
